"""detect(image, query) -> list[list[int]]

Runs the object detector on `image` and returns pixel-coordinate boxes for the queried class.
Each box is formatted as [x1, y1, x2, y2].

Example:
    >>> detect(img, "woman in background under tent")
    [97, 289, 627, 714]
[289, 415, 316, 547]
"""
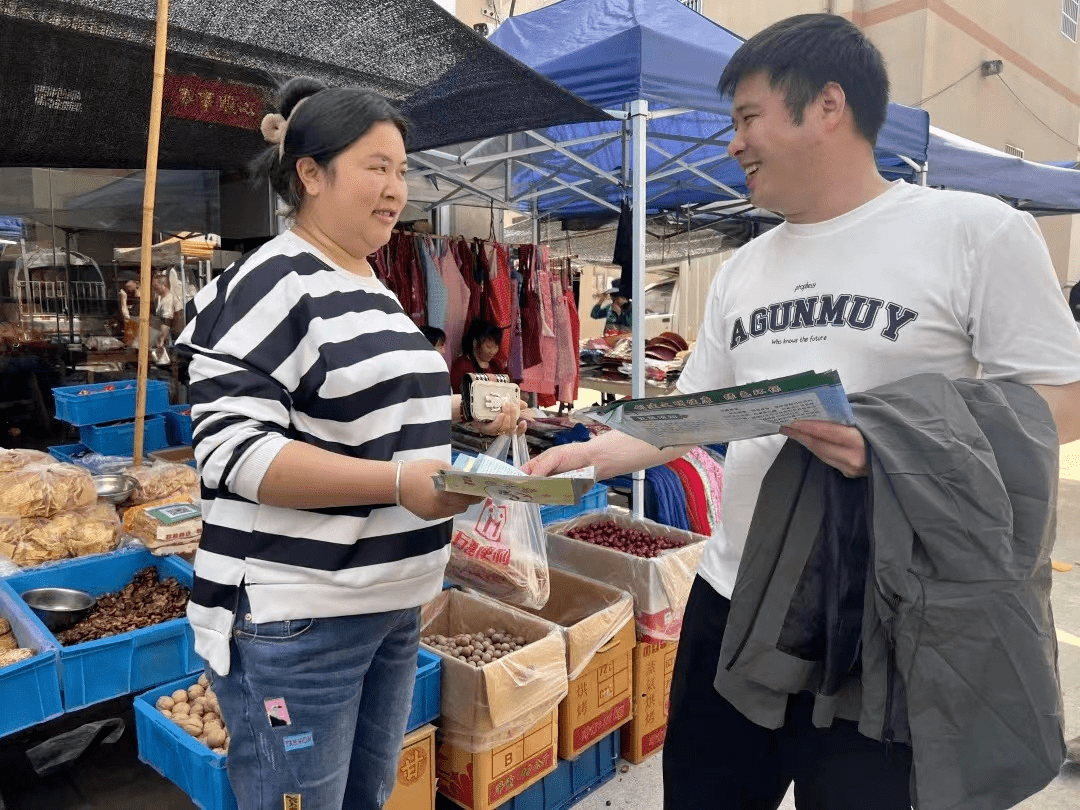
[449, 319, 509, 394]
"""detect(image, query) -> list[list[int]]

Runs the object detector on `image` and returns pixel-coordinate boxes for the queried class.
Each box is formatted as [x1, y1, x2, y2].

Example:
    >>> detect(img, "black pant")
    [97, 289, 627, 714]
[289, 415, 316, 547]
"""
[663, 577, 913, 810]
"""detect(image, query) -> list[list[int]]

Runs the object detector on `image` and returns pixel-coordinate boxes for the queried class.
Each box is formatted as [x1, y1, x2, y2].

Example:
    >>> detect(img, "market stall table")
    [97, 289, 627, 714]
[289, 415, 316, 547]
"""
[578, 373, 674, 404]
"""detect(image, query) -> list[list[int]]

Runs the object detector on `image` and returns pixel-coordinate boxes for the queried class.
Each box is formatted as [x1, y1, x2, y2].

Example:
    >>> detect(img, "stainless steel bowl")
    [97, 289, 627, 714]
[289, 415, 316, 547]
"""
[92, 473, 137, 504]
[21, 588, 96, 631]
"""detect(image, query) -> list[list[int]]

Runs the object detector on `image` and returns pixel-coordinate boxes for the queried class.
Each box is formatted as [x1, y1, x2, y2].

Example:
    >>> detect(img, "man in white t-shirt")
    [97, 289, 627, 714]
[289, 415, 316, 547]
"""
[525, 13, 1080, 810]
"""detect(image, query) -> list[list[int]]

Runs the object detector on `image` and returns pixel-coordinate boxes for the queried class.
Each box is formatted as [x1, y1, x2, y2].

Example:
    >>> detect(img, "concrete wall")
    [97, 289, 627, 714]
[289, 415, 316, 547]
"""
[674, 1, 1080, 283]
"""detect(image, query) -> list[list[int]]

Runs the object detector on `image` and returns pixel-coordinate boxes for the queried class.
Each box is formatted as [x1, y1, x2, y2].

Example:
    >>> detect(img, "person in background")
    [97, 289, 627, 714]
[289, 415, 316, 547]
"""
[177, 76, 523, 810]
[525, 14, 1080, 810]
[419, 325, 446, 350]
[590, 280, 632, 334]
[118, 275, 140, 344]
[449, 319, 508, 394]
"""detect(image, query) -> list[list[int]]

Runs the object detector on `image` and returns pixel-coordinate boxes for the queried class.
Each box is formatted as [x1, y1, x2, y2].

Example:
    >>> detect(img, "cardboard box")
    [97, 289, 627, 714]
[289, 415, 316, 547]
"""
[437, 709, 558, 810]
[385, 724, 436, 810]
[621, 638, 679, 764]
[546, 508, 707, 642]
[516, 567, 636, 760]
[420, 589, 568, 753]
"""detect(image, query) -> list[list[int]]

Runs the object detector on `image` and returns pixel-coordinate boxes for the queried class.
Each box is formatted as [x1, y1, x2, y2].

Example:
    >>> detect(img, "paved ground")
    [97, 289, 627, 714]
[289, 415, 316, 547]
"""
[5, 444, 1080, 808]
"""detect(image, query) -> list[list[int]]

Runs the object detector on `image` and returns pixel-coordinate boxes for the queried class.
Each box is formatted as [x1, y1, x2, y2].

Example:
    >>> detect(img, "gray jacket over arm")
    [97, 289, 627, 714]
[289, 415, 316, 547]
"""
[714, 374, 1065, 810]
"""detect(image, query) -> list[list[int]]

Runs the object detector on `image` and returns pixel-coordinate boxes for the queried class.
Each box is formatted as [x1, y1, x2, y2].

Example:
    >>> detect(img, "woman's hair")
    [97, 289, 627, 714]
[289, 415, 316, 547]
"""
[461, 320, 503, 357]
[419, 325, 446, 347]
[251, 77, 410, 218]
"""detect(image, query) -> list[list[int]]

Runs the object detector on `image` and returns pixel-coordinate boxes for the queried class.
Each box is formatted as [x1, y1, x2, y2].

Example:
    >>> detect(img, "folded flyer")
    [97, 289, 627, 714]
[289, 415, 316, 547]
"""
[582, 370, 856, 448]
[434, 452, 596, 505]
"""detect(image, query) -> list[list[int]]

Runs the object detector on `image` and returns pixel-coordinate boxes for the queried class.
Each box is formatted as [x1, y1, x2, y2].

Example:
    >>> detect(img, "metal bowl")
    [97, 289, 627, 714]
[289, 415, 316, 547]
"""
[21, 587, 96, 631]
[92, 473, 137, 504]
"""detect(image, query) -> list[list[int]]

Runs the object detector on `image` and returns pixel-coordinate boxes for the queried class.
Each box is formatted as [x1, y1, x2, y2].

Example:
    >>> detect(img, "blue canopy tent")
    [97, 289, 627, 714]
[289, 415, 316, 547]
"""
[927, 127, 1080, 215]
[406, 0, 930, 511]
[486, 0, 927, 217]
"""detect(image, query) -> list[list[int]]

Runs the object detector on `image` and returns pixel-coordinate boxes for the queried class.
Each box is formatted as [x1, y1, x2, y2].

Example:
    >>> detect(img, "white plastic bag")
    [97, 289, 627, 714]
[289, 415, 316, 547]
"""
[445, 434, 550, 609]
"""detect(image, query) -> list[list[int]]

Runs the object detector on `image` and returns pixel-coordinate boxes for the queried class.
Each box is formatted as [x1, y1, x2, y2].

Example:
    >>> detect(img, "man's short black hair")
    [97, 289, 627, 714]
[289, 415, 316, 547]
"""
[719, 14, 890, 146]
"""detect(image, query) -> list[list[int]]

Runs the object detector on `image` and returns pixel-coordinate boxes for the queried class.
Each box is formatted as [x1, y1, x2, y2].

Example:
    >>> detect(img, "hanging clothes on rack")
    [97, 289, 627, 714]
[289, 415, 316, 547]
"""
[480, 240, 515, 364]
[419, 236, 448, 331]
[520, 244, 558, 402]
[433, 237, 471, 368]
[554, 258, 580, 404]
[459, 238, 485, 327]
[518, 245, 543, 369]
[507, 255, 525, 381]
[551, 268, 577, 401]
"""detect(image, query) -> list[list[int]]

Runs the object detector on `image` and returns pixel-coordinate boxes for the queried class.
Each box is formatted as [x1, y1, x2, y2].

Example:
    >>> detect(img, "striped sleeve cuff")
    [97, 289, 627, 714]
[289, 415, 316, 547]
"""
[228, 434, 293, 502]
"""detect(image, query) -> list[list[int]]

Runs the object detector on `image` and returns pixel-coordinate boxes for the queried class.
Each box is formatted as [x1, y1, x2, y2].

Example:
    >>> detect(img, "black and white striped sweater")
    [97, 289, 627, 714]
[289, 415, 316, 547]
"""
[177, 231, 452, 675]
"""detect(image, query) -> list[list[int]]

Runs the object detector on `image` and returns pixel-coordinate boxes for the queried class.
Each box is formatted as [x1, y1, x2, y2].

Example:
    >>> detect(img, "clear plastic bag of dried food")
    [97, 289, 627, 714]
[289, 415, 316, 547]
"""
[124, 461, 199, 505]
[0, 463, 95, 519]
[445, 434, 550, 610]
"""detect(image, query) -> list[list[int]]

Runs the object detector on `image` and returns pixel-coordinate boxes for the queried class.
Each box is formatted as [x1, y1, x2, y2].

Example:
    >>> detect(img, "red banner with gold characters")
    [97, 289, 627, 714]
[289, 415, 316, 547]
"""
[163, 75, 266, 130]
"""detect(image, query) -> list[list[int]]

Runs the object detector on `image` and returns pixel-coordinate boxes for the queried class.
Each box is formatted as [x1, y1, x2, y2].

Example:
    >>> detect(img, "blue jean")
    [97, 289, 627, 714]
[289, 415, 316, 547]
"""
[209, 590, 420, 810]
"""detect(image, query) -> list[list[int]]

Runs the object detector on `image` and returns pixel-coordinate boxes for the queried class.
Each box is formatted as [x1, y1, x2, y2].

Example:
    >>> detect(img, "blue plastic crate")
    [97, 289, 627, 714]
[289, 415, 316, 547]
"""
[5, 548, 199, 710]
[165, 405, 193, 447]
[539, 483, 609, 526]
[0, 580, 63, 738]
[408, 648, 441, 733]
[135, 675, 236, 810]
[502, 728, 621, 810]
[134, 651, 440, 810]
[47, 443, 94, 467]
[80, 414, 168, 456]
[47, 443, 150, 473]
[53, 379, 170, 427]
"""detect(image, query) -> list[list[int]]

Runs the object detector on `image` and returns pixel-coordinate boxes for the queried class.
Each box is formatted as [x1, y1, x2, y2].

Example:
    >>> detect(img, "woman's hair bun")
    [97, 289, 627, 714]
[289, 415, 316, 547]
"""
[279, 77, 328, 119]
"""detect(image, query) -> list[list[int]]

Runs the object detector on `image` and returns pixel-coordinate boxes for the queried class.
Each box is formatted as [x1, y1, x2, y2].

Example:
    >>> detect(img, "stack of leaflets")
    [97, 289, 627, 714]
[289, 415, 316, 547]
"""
[433, 452, 597, 505]
[582, 370, 855, 448]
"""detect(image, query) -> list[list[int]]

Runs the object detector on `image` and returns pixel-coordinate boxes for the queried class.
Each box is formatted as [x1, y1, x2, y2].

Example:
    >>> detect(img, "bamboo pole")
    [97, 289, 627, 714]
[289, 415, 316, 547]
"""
[133, 0, 170, 466]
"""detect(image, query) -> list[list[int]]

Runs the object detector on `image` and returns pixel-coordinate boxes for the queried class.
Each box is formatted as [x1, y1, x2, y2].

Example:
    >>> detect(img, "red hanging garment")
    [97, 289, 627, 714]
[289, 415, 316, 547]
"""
[482, 241, 515, 363]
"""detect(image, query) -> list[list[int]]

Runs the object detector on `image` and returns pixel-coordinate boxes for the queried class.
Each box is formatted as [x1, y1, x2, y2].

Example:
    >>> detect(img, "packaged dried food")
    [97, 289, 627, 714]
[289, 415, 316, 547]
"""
[48, 503, 122, 558]
[0, 648, 34, 668]
[122, 495, 202, 555]
[0, 463, 95, 519]
[8, 520, 62, 567]
[125, 462, 199, 505]
[0, 448, 53, 474]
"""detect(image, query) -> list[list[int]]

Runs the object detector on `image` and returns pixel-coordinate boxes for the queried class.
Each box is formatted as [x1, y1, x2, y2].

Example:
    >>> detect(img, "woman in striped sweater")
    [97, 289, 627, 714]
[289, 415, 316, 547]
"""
[177, 77, 523, 810]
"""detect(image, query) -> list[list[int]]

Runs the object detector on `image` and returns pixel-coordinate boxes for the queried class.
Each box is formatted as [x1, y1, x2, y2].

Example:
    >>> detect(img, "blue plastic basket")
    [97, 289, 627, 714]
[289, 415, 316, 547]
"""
[0, 580, 63, 738]
[5, 548, 199, 710]
[47, 443, 94, 467]
[408, 648, 441, 733]
[134, 650, 440, 810]
[165, 405, 193, 447]
[80, 414, 169, 456]
[135, 675, 236, 810]
[501, 728, 621, 810]
[539, 483, 609, 526]
[53, 379, 170, 427]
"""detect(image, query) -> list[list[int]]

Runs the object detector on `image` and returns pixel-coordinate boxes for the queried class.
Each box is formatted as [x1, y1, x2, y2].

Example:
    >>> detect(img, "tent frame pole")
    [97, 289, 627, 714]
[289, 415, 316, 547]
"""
[133, 0, 169, 466]
[630, 98, 648, 519]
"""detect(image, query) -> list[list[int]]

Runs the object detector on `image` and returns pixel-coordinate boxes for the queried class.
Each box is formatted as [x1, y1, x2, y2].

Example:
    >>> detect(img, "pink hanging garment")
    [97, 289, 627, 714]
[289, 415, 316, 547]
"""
[521, 245, 557, 397]
[435, 238, 470, 368]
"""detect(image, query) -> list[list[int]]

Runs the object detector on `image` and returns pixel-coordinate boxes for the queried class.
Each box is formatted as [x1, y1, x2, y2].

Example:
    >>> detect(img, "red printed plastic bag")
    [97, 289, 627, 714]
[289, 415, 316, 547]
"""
[445, 434, 550, 609]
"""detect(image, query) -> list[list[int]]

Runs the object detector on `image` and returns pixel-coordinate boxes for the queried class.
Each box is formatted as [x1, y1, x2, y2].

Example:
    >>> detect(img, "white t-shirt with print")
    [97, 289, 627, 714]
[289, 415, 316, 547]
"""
[678, 180, 1080, 601]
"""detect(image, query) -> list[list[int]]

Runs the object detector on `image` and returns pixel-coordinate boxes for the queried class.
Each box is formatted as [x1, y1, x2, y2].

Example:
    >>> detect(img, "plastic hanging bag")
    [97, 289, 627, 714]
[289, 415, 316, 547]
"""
[445, 434, 550, 610]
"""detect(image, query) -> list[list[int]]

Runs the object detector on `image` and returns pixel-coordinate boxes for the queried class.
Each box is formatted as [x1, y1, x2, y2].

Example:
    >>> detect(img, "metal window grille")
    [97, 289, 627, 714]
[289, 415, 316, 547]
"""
[1064, 0, 1079, 42]
[1004, 144, 1025, 158]
[681, 0, 702, 14]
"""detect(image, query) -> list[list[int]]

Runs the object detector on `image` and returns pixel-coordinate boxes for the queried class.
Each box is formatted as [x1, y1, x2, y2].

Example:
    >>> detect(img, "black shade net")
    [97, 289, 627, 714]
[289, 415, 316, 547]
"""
[0, 0, 610, 170]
